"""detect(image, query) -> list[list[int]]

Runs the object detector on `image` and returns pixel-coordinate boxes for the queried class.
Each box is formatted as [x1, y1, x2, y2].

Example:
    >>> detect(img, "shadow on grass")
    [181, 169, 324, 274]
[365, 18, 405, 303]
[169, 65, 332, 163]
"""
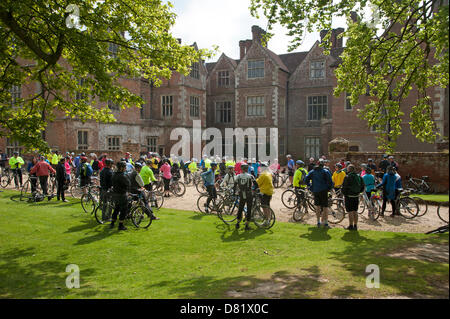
[299, 227, 332, 242]
[330, 233, 449, 298]
[0, 247, 117, 298]
[146, 267, 326, 298]
[219, 226, 272, 242]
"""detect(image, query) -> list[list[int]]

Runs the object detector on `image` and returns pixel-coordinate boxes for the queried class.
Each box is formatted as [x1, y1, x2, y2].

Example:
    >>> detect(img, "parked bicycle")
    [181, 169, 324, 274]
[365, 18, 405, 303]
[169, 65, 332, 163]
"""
[272, 171, 289, 189]
[81, 184, 100, 215]
[404, 175, 434, 194]
[437, 202, 449, 224]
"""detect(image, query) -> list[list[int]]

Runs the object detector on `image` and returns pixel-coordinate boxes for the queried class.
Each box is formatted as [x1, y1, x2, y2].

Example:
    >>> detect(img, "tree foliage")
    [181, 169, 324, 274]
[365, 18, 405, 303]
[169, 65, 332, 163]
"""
[0, 0, 213, 152]
[250, 0, 449, 152]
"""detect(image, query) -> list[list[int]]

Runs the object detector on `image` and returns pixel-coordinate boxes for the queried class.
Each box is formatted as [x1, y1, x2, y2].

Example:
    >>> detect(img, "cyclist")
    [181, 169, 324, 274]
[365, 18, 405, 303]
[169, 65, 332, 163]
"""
[189, 158, 198, 174]
[160, 159, 172, 197]
[79, 156, 93, 192]
[201, 162, 218, 214]
[129, 162, 158, 220]
[363, 167, 376, 200]
[377, 166, 402, 217]
[286, 155, 295, 186]
[9, 151, 24, 188]
[332, 163, 346, 193]
[221, 165, 236, 190]
[293, 160, 308, 206]
[29, 156, 56, 201]
[307, 157, 315, 172]
[51, 150, 60, 170]
[235, 163, 255, 230]
[360, 164, 368, 177]
[0, 150, 8, 172]
[27, 156, 38, 194]
[388, 156, 398, 171]
[100, 158, 114, 221]
[342, 164, 365, 231]
[141, 160, 157, 191]
[219, 157, 227, 177]
[269, 158, 280, 174]
[304, 159, 333, 228]
[367, 158, 377, 171]
[124, 152, 134, 165]
[251, 159, 260, 178]
[379, 155, 390, 173]
[256, 162, 274, 224]
[110, 161, 131, 231]
[55, 157, 69, 202]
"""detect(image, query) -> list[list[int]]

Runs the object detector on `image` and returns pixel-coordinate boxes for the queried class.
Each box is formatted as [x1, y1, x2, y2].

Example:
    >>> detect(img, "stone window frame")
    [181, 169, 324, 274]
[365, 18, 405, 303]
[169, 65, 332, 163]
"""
[190, 62, 200, 79]
[215, 101, 232, 124]
[77, 130, 89, 150]
[107, 136, 121, 151]
[6, 138, 22, 157]
[9, 84, 21, 106]
[217, 70, 230, 87]
[345, 92, 353, 111]
[304, 136, 321, 160]
[161, 95, 173, 118]
[247, 59, 265, 80]
[146, 136, 158, 153]
[108, 42, 119, 59]
[246, 96, 265, 117]
[310, 60, 325, 80]
[189, 96, 200, 118]
[306, 95, 328, 121]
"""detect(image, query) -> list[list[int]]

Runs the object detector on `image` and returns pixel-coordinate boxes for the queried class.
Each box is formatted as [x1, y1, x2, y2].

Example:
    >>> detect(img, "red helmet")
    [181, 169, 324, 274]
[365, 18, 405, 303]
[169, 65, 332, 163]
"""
[81, 156, 88, 162]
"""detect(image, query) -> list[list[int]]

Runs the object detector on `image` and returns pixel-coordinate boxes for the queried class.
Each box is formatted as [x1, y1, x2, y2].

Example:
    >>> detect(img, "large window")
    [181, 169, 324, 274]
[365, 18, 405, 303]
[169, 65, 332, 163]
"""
[310, 61, 325, 79]
[307, 96, 328, 121]
[190, 96, 200, 118]
[6, 138, 22, 157]
[161, 95, 173, 117]
[247, 96, 265, 117]
[215, 101, 232, 124]
[76, 78, 86, 100]
[146, 137, 157, 153]
[108, 42, 118, 58]
[218, 71, 230, 87]
[107, 136, 121, 151]
[9, 85, 21, 106]
[190, 62, 199, 79]
[305, 137, 321, 160]
[77, 131, 88, 150]
[248, 60, 264, 79]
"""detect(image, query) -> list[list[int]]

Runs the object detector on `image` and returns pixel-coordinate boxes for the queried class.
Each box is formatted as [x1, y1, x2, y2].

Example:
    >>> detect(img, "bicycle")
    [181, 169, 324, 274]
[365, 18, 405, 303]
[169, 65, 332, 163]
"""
[20, 175, 43, 202]
[127, 192, 153, 228]
[394, 189, 420, 219]
[1, 167, 22, 188]
[361, 189, 383, 221]
[197, 191, 224, 214]
[404, 175, 434, 194]
[80, 184, 100, 215]
[272, 171, 288, 189]
[293, 193, 345, 225]
[94, 189, 114, 224]
[437, 202, 449, 224]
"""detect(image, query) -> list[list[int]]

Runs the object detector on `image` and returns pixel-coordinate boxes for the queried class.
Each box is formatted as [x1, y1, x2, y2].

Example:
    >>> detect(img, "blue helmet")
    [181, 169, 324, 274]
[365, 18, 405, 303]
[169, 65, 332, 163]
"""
[296, 160, 305, 166]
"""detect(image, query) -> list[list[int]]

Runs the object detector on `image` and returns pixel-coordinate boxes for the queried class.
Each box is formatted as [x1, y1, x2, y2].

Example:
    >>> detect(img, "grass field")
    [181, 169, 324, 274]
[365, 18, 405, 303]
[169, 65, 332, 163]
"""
[410, 194, 449, 203]
[0, 190, 448, 299]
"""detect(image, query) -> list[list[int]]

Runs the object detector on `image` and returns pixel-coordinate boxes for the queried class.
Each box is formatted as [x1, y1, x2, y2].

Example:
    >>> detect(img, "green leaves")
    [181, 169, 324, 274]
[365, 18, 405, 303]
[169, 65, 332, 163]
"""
[0, 0, 215, 153]
[250, 0, 449, 152]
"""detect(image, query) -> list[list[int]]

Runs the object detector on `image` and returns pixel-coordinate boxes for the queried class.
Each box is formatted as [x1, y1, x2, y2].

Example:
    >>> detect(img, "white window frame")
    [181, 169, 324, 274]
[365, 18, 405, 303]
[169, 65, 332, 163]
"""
[247, 60, 265, 79]
[307, 95, 328, 121]
[107, 136, 121, 151]
[190, 62, 200, 79]
[161, 95, 173, 118]
[9, 85, 21, 106]
[146, 136, 157, 153]
[310, 60, 325, 79]
[305, 136, 321, 160]
[246, 96, 265, 117]
[77, 130, 89, 150]
[217, 70, 230, 87]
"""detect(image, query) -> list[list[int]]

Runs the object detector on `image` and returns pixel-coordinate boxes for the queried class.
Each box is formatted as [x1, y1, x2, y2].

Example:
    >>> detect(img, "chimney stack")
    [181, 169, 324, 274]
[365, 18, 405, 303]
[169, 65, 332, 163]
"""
[320, 28, 344, 49]
[239, 39, 253, 60]
[251, 25, 267, 47]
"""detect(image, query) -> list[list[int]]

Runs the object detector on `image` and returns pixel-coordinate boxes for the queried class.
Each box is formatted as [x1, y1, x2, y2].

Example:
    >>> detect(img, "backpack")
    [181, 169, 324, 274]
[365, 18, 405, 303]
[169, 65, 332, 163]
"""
[345, 173, 364, 196]
[81, 163, 93, 177]
[237, 173, 252, 193]
[298, 168, 308, 186]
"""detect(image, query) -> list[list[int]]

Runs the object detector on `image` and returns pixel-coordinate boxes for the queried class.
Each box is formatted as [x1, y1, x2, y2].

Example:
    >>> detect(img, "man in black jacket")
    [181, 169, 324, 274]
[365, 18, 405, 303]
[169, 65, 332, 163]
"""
[110, 161, 131, 231]
[56, 157, 68, 202]
[342, 164, 365, 231]
[100, 159, 114, 222]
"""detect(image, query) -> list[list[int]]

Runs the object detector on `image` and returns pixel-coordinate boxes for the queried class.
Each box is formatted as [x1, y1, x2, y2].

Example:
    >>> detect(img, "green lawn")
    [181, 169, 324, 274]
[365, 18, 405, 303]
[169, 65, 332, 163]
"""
[0, 190, 448, 299]
[410, 194, 449, 203]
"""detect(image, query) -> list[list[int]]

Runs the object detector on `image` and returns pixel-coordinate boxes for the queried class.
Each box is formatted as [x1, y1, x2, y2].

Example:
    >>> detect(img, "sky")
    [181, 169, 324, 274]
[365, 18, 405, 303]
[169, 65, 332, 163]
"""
[166, 0, 349, 63]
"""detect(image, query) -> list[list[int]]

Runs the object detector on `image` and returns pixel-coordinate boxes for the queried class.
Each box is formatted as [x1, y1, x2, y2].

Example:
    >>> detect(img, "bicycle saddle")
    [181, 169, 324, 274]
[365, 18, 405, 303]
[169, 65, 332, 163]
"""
[421, 176, 429, 180]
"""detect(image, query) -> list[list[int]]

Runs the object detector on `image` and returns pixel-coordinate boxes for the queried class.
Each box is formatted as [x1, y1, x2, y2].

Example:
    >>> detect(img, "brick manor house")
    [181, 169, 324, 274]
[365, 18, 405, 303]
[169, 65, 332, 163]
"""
[1, 26, 448, 161]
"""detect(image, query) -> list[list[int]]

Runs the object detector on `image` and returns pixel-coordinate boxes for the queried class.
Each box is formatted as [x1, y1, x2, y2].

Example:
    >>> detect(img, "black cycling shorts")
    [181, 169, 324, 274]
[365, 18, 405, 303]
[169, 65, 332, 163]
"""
[345, 196, 359, 212]
[313, 190, 329, 207]
[260, 194, 272, 207]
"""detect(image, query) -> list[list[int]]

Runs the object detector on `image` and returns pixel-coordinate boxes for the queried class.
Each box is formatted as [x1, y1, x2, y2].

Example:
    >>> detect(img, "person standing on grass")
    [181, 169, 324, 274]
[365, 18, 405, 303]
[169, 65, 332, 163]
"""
[55, 157, 68, 202]
[110, 161, 130, 231]
[235, 163, 255, 231]
[342, 164, 365, 231]
[0, 150, 8, 173]
[100, 159, 114, 221]
[377, 166, 402, 217]
[30, 156, 56, 201]
[256, 162, 274, 225]
[79, 156, 93, 193]
[160, 159, 172, 198]
[304, 159, 333, 228]
[141, 160, 157, 192]
[64, 156, 72, 184]
[201, 162, 218, 214]
[9, 151, 24, 189]
[286, 155, 295, 186]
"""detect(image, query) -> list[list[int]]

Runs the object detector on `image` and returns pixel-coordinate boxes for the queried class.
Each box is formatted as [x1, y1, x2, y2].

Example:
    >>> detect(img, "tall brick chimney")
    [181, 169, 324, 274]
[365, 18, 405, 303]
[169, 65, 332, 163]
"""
[251, 25, 267, 46]
[239, 39, 253, 60]
[320, 28, 344, 49]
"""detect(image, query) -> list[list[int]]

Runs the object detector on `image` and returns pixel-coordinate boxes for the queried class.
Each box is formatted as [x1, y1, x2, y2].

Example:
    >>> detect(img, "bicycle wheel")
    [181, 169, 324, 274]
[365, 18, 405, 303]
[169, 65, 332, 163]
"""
[437, 203, 449, 224]
[412, 196, 428, 217]
[172, 181, 186, 197]
[196, 194, 210, 214]
[81, 193, 96, 214]
[148, 192, 164, 210]
[358, 194, 366, 214]
[328, 198, 346, 224]
[368, 197, 381, 221]
[70, 185, 83, 198]
[273, 175, 281, 188]
[131, 205, 152, 228]
[253, 205, 276, 229]
[398, 197, 419, 219]
[94, 201, 113, 224]
[1, 174, 10, 188]
[196, 182, 208, 195]
[292, 203, 308, 222]
[281, 189, 297, 209]
[20, 180, 32, 201]
[217, 196, 239, 224]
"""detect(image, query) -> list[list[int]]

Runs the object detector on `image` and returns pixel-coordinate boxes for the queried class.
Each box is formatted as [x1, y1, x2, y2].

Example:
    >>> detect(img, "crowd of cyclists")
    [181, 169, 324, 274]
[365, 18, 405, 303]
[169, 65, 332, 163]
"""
[1, 147, 443, 231]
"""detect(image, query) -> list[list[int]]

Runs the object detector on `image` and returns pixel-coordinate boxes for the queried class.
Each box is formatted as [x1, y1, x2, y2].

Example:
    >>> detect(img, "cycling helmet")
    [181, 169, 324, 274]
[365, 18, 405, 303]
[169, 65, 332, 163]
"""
[211, 162, 218, 167]
[13, 151, 19, 155]
[336, 163, 343, 169]
[260, 162, 268, 167]
[227, 165, 235, 169]
[116, 161, 127, 170]
[241, 163, 249, 169]
[296, 160, 305, 166]
[105, 159, 114, 166]
[81, 156, 88, 162]
[286, 154, 292, 158]
[134, 162, 143, 169]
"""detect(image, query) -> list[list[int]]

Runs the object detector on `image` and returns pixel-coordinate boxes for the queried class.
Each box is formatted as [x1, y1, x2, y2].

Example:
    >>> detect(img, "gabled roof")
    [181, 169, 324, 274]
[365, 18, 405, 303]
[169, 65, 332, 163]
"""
[278, 52, 309, 74]
[205, 53, 238, 76]
[206, 62, 216, 73]
[265, 48, 290, 73]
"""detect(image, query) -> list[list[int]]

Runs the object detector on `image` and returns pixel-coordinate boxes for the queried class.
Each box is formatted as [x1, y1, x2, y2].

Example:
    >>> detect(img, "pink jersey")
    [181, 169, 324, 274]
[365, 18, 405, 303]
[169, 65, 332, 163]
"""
[160, 163, 172, 179]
